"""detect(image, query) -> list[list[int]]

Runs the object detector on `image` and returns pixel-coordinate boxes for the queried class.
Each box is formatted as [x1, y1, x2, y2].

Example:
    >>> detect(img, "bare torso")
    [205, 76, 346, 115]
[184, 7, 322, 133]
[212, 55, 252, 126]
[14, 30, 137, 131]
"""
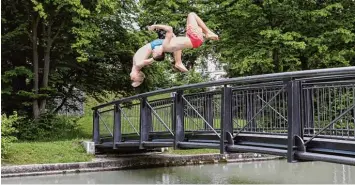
[164, 36, 193, 52]
[133, 44, 151, 65]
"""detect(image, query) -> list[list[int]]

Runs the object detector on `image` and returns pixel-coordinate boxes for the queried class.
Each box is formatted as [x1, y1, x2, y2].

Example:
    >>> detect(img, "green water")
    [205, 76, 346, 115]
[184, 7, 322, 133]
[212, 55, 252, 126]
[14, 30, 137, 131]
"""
[2, 159, 355, 184]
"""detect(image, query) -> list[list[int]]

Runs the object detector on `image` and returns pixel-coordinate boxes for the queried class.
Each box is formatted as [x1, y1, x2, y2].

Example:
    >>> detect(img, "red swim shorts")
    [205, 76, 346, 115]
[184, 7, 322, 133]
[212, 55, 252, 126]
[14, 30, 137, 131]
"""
[186, 24, 204, 48]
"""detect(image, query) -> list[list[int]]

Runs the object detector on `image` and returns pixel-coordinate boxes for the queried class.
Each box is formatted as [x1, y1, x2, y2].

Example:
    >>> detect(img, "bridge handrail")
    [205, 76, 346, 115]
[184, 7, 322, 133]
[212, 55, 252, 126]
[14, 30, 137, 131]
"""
[92, 66, 355, 110]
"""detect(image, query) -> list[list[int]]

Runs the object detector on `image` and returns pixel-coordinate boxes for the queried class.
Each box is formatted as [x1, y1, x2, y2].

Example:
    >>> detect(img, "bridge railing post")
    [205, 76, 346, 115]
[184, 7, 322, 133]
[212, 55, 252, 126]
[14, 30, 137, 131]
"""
[287, 80, 303, 162]
[221, 85, 233, 154]
[93, 109, 100, 144]
[246, 93, 256, 131]
[304, 88, 314, 135]
[204, 93, 214, 130]
[113, 104, 121, 149]
[140, 97, 151, 149]
[174, 90, 184, 149]
[171, 93, 175, 132]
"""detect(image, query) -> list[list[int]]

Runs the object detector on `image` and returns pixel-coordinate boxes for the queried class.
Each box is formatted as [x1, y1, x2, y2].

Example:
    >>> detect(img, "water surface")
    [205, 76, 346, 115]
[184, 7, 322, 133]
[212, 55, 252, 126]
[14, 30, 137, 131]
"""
[2, 159, 354, 184]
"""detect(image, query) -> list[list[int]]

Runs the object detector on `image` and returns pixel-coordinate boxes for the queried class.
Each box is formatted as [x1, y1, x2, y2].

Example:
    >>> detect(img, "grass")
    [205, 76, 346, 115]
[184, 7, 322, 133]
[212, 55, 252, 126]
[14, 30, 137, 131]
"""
[166, 148, 219, 155]
[2, 97, 98, 165]
[2, 93, 251, 165]
[3, 140, 94, 165]
[148, 93, 171, 101]
[76, 97, 99, 139]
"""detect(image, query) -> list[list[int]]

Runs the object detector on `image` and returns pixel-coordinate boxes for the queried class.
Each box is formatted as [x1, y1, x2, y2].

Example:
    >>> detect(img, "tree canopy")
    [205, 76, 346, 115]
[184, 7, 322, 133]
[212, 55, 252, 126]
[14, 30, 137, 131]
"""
[211, 0, 355, 76]
[2, 0, 354, 120]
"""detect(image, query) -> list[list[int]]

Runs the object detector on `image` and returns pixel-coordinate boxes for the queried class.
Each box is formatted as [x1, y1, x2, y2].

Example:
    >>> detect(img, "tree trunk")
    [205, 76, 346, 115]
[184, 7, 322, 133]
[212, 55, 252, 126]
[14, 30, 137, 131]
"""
[40, 21, 54, 113]
[32, 15, 40, 119]
[273, 48, 281, 72]
[40, 41, 51, 113]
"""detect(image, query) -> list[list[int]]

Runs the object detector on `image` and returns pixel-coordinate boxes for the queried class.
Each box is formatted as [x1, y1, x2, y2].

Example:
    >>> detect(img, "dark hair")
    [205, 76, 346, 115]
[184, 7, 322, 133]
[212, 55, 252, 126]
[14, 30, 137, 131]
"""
[153, 52, 165, 61]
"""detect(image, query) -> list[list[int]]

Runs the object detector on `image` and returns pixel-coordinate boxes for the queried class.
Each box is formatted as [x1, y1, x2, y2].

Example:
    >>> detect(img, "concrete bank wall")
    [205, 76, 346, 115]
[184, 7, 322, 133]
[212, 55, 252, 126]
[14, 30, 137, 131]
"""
[1, 153, 283, 178]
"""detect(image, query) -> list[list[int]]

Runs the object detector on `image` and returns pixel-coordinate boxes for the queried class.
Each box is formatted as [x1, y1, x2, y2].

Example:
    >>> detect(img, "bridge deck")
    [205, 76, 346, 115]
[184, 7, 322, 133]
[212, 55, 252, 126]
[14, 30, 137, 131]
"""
[93, 67, 355, 166]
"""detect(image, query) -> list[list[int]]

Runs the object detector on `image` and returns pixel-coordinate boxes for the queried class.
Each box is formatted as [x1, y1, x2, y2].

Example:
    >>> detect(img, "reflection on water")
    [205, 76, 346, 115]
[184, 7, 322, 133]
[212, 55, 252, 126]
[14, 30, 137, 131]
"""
[2, 159, 354, 184]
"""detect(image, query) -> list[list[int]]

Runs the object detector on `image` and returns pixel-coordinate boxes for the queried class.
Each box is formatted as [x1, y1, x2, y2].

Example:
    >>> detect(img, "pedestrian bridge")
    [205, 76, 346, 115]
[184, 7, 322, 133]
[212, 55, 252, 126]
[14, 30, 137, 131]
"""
[92, 67, 355, 165]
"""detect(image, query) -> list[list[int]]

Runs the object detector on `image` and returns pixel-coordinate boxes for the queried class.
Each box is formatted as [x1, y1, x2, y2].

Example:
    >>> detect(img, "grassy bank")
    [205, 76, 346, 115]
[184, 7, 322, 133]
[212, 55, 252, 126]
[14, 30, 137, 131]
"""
[3, 93, 223, 166]
[3, 97, 97, 165]
[3, 140, 93, 165]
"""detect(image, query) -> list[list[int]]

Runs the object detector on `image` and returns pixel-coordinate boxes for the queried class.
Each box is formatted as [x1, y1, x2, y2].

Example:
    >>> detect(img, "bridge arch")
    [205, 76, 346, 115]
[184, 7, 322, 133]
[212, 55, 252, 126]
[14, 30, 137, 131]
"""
[92, 67, 355, 165]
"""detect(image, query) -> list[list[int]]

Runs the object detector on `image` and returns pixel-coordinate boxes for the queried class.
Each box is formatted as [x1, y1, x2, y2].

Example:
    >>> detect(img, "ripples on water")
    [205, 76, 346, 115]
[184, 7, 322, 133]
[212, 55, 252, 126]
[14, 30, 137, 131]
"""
[2, 159, 354, 184]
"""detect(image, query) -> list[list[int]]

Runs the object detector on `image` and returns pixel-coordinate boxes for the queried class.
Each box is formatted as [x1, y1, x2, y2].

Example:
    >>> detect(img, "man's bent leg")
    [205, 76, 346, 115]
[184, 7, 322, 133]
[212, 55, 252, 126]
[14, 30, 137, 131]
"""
[173, 50, 188, 72]
[187, 12, 218, 40]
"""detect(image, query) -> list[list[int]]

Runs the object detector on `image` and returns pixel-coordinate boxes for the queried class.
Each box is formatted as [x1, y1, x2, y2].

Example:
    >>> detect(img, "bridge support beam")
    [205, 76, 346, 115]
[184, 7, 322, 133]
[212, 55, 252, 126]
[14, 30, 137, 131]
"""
[221, 85, 233, 154]
[113, 104, 121, 149]
[140, 97, 151, 149]
[174, 91, 184, 149]
[93, 110, 100, 144]
[287, 80, 303, 162]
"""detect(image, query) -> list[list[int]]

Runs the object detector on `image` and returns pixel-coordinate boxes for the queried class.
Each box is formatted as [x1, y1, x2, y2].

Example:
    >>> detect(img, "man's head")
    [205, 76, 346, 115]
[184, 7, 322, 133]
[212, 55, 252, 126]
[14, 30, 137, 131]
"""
[152, 46, 165, 61]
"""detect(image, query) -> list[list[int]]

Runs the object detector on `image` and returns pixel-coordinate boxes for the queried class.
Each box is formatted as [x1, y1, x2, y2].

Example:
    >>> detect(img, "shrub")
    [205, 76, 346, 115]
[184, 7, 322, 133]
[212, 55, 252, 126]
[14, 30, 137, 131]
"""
[16, 113, 83, 141]
[1, 112, 19, 159]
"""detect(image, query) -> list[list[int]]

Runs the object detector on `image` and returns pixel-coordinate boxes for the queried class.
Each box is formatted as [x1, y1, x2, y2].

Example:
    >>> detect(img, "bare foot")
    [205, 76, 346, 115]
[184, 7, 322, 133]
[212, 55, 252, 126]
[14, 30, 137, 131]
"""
[174, 63, 188, 72]
[206, 32, 219, 40]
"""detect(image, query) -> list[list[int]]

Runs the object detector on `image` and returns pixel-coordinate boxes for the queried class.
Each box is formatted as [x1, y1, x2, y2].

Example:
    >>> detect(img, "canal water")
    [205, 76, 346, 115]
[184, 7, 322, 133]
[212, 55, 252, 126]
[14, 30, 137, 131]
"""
[2, 159, 354, 184]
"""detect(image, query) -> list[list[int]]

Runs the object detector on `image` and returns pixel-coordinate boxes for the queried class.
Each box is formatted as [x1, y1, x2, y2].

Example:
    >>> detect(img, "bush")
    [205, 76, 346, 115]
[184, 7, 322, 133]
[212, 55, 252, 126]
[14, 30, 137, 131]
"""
[1, 112, 19, 159]
[16, 114, 83, 141]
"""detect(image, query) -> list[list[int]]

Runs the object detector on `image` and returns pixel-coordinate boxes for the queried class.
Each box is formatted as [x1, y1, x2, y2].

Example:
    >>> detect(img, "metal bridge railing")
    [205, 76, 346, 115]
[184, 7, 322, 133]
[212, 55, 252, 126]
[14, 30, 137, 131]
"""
[92, 66, 355, 164]
[183, 92, 221, 133]
[97, 109, 114, 138]
[302, 80, 355, 142]
[120, 103, 140, 136]
[232, 82, 288, 135]
[150, 98, 174, 133]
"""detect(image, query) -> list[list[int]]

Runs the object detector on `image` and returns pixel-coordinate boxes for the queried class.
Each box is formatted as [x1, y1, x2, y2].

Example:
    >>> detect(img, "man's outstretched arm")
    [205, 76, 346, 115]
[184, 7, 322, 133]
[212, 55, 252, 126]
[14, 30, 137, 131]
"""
[148, 24, 173, 32]
[149, 24, 175, 51]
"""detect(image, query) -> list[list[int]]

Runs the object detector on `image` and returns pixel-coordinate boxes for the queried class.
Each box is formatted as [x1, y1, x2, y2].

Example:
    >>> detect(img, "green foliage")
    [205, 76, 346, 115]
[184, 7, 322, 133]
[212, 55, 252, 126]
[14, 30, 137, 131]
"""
[211, 0, 355, 76]
[15, 114, 83, 141]
[1, 112, 20, 159]
[138, 0, 218, 71]
[1, 66, 34, 115]
[1, 0, 145, 118]
[2, 0, 354, 151]
[4, 140, 93, 165]
[171, 69, 208, 93]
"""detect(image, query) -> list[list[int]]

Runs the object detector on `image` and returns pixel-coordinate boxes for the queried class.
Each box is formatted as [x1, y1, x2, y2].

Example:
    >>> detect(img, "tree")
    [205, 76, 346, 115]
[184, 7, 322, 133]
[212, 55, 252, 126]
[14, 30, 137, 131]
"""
[211, 0, 355, 77]
[1, 0, 145, 118]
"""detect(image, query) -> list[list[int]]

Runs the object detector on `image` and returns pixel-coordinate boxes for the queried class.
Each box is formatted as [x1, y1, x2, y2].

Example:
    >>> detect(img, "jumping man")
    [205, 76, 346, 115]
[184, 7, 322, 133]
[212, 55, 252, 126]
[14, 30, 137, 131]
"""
[131, 12, 219, 87]
[147, 12, 219, 72]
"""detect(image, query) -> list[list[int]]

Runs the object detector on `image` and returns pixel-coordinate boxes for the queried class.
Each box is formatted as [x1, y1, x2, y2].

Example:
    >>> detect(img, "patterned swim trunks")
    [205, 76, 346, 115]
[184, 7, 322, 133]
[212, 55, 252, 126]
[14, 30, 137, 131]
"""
[186, 24, 204, 48]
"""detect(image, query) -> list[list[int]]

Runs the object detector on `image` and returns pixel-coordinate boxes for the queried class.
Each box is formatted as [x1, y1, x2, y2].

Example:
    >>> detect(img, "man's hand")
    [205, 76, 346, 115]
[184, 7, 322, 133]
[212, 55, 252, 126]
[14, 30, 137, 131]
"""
[148, 24, 173, 32]
[147, 25, 155, 31]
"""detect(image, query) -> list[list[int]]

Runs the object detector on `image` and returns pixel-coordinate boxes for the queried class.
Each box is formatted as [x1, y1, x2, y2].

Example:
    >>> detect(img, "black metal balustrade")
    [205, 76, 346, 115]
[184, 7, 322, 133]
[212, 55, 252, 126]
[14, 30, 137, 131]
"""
[92, 67, 355, 165]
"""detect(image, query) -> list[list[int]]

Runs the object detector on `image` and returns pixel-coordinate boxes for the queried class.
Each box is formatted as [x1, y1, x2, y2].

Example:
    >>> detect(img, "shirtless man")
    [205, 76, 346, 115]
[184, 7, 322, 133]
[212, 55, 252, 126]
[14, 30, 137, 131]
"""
[147, 12, 219, 71]
[131, 12, 219, 87]
[130, 39, 165, 87]
[130, 38, 187, 87]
